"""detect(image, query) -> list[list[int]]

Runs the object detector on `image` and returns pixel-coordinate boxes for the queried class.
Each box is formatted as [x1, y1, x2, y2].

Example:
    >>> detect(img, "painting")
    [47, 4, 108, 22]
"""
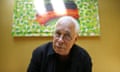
[12, 0, 100, 36]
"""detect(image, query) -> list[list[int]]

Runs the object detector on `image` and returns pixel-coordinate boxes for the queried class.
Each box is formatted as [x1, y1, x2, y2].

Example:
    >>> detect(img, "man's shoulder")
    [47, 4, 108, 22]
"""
[33, 42, 52, 54]
[73, 44, 87, 53]
[73, 44, 91, 58]
[37, 42, 52, 49]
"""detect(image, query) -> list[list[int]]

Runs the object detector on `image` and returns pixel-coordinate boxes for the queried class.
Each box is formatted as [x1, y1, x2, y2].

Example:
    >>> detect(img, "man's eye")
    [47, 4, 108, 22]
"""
[64, 34, 71, 39]
[65, 33, 70, 37]
[55, 32, 61, 37]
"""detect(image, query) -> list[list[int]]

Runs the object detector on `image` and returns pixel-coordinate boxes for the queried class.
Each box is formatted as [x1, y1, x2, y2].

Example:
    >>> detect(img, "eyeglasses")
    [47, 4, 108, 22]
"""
[54, 31, 72, 41]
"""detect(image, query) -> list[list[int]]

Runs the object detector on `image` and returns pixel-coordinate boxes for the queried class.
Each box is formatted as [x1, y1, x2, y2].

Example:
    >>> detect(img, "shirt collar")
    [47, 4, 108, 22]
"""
[47, 42, 56, 56]
[47, 42, 76, 57]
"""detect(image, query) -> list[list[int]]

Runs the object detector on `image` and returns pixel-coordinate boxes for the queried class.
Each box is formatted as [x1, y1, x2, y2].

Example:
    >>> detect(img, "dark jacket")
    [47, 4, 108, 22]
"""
[27, 42, 92, 72]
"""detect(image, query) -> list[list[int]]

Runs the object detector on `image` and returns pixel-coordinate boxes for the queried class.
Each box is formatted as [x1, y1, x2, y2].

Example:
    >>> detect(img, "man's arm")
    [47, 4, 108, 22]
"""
[84, 55, 92, 72]
[27, 48, 41, 72]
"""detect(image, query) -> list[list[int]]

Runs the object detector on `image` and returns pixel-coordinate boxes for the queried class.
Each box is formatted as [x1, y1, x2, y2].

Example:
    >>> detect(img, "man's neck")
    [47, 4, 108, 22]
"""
[59, 55, 69, 61]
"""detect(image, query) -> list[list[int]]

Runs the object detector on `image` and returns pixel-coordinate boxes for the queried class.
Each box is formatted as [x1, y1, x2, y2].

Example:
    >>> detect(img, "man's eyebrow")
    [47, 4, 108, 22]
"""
[55, 29, 71, 34]
[55, 29, 60, 32]
[65, 31, 71, 34]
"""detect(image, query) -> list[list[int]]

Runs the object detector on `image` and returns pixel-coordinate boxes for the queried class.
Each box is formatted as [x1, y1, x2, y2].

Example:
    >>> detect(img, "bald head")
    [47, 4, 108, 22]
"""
[55, 16, 80, 34]
[53, 16, 79, 55]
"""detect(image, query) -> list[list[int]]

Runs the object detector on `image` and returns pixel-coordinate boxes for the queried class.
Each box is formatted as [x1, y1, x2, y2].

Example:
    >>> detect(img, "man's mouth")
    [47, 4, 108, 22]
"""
[56, 46, 64, 49]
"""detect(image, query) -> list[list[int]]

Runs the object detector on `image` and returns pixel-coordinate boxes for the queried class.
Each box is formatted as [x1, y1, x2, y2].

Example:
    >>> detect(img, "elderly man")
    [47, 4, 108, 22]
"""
[27, 16, 92, 72]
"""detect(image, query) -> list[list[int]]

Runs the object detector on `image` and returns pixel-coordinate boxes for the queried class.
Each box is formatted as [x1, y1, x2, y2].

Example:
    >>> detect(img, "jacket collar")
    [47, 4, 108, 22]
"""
[47, 42, 56, 56]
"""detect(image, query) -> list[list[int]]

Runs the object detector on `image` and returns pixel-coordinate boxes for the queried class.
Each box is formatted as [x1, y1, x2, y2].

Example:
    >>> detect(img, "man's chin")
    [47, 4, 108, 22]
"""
[54, 48, 65, 55]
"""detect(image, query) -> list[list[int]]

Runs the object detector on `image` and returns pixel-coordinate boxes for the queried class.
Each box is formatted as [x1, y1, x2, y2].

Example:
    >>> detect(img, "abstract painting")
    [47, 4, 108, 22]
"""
[12, 0, 100, 36]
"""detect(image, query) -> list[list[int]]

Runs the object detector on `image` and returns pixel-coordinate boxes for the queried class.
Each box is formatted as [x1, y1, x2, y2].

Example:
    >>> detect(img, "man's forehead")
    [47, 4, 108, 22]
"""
[55, 28, 71, 33]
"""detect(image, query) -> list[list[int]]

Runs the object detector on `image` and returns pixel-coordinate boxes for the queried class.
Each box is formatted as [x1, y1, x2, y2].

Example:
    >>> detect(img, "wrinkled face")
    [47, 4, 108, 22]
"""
[53, 21, 78, 56]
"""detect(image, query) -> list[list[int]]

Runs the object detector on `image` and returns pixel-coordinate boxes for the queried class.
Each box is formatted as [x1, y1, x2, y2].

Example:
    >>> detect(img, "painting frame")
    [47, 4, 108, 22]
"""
[12, 0, 100, 37]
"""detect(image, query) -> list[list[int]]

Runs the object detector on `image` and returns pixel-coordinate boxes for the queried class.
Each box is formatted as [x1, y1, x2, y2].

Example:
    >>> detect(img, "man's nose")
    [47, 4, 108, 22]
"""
[58, 35, 64, 42]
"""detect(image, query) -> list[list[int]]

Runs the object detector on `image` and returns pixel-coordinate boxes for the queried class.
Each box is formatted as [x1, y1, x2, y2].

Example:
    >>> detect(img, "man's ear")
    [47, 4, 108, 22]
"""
[74, 34, 78, 41]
